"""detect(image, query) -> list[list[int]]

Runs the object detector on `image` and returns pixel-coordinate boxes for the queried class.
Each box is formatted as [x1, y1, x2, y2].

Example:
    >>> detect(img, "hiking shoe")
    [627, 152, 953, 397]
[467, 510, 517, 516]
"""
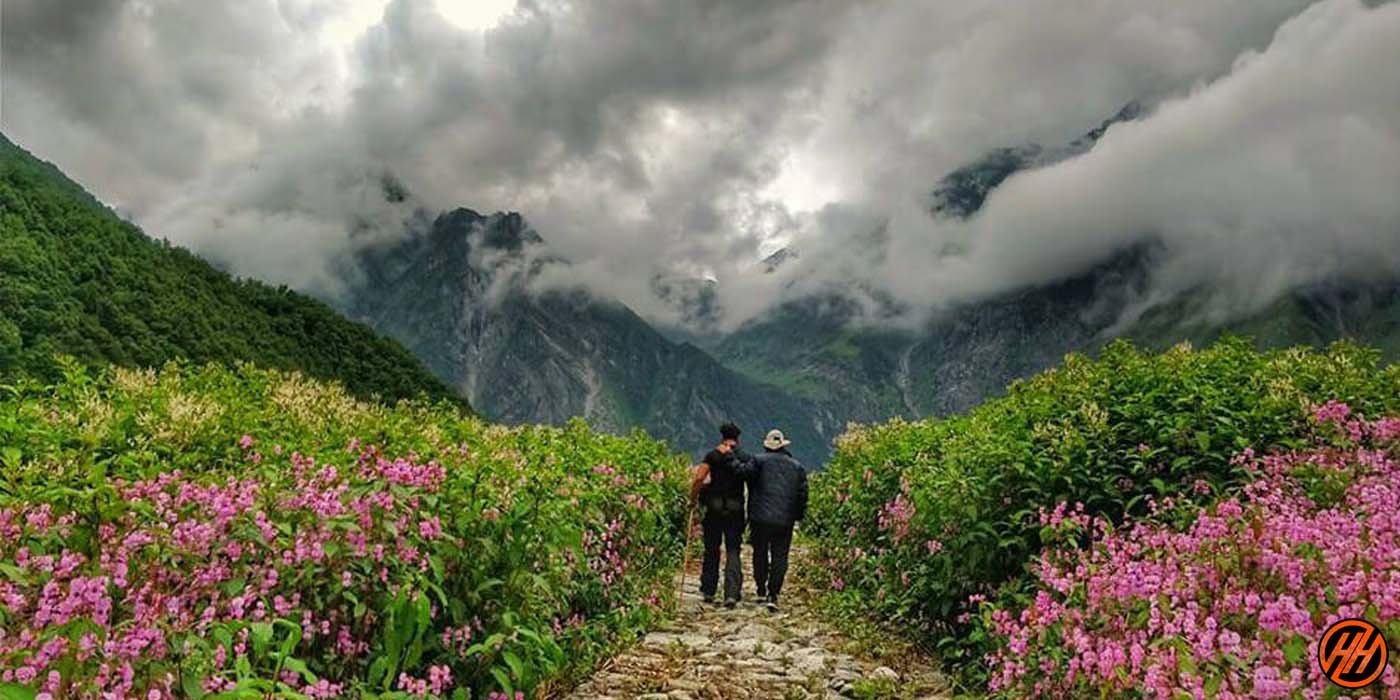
[724, 598, 739, 609]
[701, 594, 717, 605]
[765, 597, 779, 613]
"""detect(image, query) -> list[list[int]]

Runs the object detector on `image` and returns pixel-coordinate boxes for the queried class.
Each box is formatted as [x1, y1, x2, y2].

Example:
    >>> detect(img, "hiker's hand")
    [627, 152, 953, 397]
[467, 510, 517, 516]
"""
[690, 463, 710, 502]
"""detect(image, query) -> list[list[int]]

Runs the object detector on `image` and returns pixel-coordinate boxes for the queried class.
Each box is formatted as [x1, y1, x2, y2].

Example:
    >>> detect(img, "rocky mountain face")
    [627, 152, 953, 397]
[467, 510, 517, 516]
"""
[906, 101, 1400, 413]
[337, 101, 1399, 467]
[716, 101, 1400, 442]
[712, 108, 1159, 426]
[340, 208, 837, 465]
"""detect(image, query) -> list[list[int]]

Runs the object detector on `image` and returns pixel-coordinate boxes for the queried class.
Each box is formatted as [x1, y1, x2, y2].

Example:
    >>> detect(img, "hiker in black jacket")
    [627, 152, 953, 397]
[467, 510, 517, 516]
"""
[744, 429, 808, 612]
[691, 421, 752, 607]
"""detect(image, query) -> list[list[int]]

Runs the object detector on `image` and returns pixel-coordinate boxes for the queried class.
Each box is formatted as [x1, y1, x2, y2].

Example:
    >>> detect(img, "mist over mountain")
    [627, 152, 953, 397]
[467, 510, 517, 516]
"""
[712, 96, 1400, 445]
[339, 207, 837, 465]
[9, 0, 1400, 465]
[15, 0, 1395, 336]
[329, 98, 1400, 465]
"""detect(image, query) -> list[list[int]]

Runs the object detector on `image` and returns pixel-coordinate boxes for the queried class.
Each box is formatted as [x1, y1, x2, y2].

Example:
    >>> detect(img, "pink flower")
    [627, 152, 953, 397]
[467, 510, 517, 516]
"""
[984, 408, 1400, 697]
[418, 517, 443, 540]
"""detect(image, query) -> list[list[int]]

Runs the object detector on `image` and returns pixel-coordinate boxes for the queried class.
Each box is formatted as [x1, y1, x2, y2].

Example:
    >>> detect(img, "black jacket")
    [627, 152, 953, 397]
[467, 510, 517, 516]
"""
[699, 446, 752, 515]
[741, 448, 808, 526]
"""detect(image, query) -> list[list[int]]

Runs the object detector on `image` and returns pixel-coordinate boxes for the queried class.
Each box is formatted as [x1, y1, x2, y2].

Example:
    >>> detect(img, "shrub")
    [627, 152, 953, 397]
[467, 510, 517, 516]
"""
[0, 361, 689, 699]
[804, 338, 1400, 673]
[979, 404, 1400, 698]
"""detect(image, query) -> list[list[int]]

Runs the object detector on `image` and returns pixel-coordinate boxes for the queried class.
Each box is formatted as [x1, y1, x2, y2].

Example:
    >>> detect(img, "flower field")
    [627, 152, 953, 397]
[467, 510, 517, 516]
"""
[804, 338, 1400, 692]
[0, 360, 690, 699]
[979, 403, 1400, 697]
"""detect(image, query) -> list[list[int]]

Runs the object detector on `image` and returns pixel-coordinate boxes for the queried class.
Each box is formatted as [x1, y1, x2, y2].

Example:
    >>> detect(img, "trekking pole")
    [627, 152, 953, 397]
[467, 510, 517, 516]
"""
[676, 500, 697, 605]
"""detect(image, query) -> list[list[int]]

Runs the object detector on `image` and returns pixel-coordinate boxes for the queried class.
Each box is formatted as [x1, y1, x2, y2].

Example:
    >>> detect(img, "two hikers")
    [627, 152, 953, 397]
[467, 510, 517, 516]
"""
[690, 422, 808, 611]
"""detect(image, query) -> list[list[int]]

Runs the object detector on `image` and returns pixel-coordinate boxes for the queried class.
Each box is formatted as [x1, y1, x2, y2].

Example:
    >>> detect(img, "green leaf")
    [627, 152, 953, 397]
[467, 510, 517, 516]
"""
[280, 657, 317, 683]
[221, 577, 247, 596]
[1203, 675, 1222, 697]
[502, 650, 525, 681]
[181, 669, 208, 699]
[0, 683, 37, 700]
[275, 619, 302, 659]
[0, 563, 27, 583]
[250, 622, 274, 654]
[205, 692, 261, 700]
[489, 667, 514, 695]
[1282, 634, 1307, 665]
[415, 593, 431, 631]
[368, 656, 391, 689]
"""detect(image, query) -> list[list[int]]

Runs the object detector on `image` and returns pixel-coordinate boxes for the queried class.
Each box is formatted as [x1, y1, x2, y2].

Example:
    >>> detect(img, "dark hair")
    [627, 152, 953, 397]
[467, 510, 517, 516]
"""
[719, 422, 742, 440]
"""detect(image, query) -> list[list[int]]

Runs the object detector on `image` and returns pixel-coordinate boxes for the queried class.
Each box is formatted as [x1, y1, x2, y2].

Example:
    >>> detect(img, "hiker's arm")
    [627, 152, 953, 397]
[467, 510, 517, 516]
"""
[689, 463, 711, 502]
[732, 450, 756, 478]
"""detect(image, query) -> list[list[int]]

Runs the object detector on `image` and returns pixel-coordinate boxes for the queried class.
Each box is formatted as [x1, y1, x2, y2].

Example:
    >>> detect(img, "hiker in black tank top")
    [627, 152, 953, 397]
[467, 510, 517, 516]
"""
[695, 421, 752, 606]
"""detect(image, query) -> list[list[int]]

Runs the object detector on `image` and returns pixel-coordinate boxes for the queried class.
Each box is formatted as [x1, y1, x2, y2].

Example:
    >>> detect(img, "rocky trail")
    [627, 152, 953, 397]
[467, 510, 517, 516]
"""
[564, 545, 953, 700]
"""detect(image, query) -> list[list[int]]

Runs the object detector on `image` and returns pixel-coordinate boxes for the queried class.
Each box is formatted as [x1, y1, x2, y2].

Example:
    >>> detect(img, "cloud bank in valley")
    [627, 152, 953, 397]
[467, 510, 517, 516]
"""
[4, 0, 1398, 330]
[867, 0, 1400, 328]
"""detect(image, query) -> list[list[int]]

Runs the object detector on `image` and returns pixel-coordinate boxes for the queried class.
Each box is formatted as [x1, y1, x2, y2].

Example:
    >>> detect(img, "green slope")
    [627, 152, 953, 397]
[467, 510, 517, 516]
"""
[0, 134, 464, 406]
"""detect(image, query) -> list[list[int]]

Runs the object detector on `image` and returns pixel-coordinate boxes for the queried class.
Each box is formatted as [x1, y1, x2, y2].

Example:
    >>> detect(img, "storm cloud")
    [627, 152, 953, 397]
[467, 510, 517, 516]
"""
[4, 0, 1397, 329]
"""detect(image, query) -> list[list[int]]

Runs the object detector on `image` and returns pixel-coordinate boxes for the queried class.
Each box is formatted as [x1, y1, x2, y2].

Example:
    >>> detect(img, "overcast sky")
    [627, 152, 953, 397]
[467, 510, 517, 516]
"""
[4, 0, 1399, 330]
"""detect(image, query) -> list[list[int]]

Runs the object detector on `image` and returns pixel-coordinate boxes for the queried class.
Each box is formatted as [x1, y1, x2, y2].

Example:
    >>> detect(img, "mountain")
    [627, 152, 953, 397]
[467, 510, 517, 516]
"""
[717, 101, 1400, 448]
[716, 293, 916, 420]
[1124, 278, 1400, 360]
[649, 273, 723, 348]
[0, 134, 462, 406]
[340, 208, 836, 465]
[927, 102, 1142, 218]
[328, 97, 1398, 467]
[712, 107, 1157, 425]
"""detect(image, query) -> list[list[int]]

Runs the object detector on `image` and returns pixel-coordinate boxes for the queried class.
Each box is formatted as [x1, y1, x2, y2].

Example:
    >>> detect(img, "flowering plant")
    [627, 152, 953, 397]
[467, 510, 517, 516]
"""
[803, 338, 1400, 683]
[980, 404, 1400, 698]
[0, 363, 689, 699]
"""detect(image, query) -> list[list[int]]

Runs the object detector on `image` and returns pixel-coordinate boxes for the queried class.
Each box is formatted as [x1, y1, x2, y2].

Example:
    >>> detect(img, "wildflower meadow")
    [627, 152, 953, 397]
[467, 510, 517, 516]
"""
[805, 338, 1400, 694]
[979, 402, 1400, 697]
[0, 360, 690, 699]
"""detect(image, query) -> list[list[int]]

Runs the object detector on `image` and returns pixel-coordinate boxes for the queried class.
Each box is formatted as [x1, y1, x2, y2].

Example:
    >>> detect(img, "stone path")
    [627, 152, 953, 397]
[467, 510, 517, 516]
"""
[563, 544, 953, 700]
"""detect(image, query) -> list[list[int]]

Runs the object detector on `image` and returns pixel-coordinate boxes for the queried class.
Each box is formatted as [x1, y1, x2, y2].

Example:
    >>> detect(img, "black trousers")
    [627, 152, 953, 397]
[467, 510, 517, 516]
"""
[750, 521, 794, 601]
[699, 511, 745, 601]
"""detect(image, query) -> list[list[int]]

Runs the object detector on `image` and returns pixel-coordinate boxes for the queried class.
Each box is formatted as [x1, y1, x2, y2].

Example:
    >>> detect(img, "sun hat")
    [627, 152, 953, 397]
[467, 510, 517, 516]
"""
[763, 429, 791, 450]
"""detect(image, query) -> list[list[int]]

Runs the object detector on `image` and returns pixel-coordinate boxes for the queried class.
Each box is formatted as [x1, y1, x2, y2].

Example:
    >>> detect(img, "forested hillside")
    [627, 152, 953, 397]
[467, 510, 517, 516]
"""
[0, 134, 460, 406]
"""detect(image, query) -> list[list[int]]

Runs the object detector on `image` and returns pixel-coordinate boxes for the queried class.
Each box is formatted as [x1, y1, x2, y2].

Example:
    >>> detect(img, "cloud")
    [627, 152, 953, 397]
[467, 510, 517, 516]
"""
[869, 0, 1400, 327]
[7, 0, 1394, 334]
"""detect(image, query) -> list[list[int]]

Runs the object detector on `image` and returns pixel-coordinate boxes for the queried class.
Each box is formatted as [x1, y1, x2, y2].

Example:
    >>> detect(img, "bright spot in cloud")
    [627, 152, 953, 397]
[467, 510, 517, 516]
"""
[764, 149, 845, 214]
[433, 0, 516, 31]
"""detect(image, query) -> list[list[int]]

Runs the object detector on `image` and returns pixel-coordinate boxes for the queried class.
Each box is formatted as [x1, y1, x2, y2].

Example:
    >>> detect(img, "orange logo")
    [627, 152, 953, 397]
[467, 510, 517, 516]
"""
[1318, 618, 1388, 689]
